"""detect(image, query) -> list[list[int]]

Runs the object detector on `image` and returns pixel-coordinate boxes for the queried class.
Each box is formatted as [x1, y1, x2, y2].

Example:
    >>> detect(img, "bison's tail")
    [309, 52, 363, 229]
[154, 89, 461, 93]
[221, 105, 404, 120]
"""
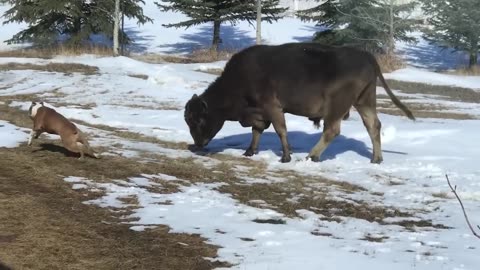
[373, 58, 415, 121]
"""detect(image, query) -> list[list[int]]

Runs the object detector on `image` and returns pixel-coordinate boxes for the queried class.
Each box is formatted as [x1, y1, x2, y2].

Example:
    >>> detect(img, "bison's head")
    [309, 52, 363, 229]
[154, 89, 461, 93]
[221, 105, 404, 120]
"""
[184, 94, 224, 148]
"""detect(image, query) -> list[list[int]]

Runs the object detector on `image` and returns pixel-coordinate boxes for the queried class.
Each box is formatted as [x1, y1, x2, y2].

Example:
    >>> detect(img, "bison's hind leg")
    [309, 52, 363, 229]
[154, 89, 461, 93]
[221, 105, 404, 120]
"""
[354, 82, 383, 163]
[307, 118, 342, 162]
[355, 106, 383, 163]
[307, 95, 352, 162]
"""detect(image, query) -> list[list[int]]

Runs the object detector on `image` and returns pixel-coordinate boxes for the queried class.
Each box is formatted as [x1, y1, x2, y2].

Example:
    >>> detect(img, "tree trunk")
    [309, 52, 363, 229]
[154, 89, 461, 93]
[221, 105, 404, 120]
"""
[256, 0, 262, 44]
[469, 50, 478, 68]
[387, 0, 395, 55]
[113, 0, 120, 56]
[212, 20, 221, 51]
[120, 2, 125, 56]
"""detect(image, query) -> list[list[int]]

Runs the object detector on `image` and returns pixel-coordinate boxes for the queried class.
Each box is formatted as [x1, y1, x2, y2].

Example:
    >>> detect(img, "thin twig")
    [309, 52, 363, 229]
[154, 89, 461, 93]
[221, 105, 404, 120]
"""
[446, 174, 480, 239]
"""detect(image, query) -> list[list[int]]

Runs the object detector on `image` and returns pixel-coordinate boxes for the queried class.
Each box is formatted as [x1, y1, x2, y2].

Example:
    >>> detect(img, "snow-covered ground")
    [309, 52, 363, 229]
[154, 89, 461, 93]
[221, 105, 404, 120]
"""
[0, 119, 29, 147]
[1, 1, 480, 269]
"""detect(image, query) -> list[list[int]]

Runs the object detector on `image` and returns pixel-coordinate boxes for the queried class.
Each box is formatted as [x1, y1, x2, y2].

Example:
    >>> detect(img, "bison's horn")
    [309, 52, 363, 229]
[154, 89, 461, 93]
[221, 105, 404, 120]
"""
[201, 99, 208, 111]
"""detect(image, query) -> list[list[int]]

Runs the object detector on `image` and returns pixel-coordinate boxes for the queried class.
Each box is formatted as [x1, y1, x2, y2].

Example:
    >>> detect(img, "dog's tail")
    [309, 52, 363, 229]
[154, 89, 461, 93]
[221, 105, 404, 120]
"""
[77, 130, 101, 159]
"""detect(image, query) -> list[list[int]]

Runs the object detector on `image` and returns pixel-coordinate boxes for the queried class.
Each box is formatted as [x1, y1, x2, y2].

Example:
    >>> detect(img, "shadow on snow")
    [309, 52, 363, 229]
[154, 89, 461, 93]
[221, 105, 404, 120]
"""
[198, 131, 407, 162]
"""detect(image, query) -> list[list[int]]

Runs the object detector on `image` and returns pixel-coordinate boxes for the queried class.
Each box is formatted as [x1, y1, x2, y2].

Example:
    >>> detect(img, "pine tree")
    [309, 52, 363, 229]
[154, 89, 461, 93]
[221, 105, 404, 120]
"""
[155, 0, 287, 50]
[0, 0, 151, 47]
[297, 0, 419, 54]
[421, 0, 480, 68]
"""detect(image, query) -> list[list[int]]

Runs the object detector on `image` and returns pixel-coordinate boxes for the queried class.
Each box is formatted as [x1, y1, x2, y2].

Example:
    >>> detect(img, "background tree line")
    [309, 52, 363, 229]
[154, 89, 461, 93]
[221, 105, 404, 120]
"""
[1, 0, 478, 68]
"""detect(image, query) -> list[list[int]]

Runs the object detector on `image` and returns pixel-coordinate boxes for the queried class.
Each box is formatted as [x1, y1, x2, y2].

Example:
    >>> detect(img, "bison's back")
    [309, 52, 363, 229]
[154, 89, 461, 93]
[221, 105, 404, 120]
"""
[219, 43, 377, 116]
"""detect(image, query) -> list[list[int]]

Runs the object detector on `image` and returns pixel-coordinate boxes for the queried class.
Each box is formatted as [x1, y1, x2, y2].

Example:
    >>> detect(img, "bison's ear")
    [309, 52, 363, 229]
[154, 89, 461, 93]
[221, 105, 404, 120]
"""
[31, 101, 36, 106]
[40, 101, 44, 106]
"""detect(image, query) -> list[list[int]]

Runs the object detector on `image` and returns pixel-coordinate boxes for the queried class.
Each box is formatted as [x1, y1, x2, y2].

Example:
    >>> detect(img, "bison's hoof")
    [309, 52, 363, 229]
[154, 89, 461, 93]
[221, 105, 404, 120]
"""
[243, 148, 257, 157]
[370, 157, 383, 164]
[280, 155, 291, 163]
[306, 155, 320, 162]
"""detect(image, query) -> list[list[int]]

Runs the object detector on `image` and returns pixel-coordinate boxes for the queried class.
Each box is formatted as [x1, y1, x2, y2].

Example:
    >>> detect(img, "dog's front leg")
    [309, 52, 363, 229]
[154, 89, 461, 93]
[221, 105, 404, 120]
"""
[28, 130, 35, 146]
[28, 129, 42, 146]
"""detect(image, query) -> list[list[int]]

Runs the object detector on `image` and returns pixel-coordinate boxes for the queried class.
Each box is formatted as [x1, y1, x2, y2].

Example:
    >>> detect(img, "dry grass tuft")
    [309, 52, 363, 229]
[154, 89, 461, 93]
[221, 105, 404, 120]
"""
[376, 53, 406, 73]
[132, 49, 236, 65]
[360, 234, 389, 242]
[445, 65, 480, 76]
[187, 48, 235, 63]
[0, 62, 99, 75]
[0, 45, 113, 59]
[195, 68, 223, 76]
[127, 73, 149, 80]
[0, 146, 230, 270]
[382, 79, 480, 103]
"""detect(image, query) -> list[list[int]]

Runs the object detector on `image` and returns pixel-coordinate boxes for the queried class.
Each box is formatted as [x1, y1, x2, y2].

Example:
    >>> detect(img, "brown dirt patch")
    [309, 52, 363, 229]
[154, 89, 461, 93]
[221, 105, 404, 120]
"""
[0, 62, 99, 75]
[382, 79, 480, 103]
[0, 46, 112, 59]
[0, 146, 228, 270]
[127, 73, 149, 80]
[377, 93, 477, 120]
[195, 68, 223, 76]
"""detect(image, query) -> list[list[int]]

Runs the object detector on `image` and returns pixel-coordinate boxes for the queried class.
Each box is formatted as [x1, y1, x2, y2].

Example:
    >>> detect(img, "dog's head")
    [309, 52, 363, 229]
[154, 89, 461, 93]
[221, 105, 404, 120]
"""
[29, 101, 44, 118]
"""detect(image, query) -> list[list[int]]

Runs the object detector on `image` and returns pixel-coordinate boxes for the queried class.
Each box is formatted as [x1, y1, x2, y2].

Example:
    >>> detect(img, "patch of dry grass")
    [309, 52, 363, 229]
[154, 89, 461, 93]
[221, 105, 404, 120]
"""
[445, 65, 480, 76]
[127, 73, 149, 80]
[195, 68, 223, 76]
[0, 62, 99, 75]
[360, 234, 390, 243]
[377, 79, 480, 120]
[377, 104, 477, 120]
[188, 49, 235, 63]
[0, 146, 229, 270]
[376, 53, 406, 73]
[382, 79, 480, 103]
[0, 45, 113, 59]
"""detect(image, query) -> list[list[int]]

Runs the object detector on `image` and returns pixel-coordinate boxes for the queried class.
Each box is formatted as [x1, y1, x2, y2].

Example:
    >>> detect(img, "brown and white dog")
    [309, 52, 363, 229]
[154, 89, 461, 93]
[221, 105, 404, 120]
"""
[28, 101, 100, 159]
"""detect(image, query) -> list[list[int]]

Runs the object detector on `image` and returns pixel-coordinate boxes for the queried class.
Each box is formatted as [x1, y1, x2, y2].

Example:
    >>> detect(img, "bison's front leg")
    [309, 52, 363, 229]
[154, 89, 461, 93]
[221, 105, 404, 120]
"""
[244, 121, 271, 157]
[244, 127, 262, 156]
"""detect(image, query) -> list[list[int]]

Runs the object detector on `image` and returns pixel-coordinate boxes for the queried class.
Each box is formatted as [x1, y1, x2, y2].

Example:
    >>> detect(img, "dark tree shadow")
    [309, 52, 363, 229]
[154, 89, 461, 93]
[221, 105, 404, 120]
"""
[154, 24, 255, 54]
[396, 41, 476, 71]
[291, 25, 327, 42]
[123, 26, 157, 53]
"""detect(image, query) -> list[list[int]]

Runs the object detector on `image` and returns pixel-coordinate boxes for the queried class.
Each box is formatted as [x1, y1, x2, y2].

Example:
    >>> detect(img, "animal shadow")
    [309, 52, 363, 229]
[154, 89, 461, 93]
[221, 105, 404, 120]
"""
[31, 143, 81, 158]
[200, 131, 375, 162]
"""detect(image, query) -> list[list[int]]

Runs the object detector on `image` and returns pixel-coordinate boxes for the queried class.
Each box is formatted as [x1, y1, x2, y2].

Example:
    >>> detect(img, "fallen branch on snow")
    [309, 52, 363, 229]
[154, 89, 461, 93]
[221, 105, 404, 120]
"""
[446, 174, 480, 239]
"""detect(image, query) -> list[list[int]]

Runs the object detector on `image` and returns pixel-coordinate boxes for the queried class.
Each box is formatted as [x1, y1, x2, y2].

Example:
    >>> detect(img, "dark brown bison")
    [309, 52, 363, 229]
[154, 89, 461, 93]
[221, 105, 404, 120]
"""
[184, 43, 415, 163]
